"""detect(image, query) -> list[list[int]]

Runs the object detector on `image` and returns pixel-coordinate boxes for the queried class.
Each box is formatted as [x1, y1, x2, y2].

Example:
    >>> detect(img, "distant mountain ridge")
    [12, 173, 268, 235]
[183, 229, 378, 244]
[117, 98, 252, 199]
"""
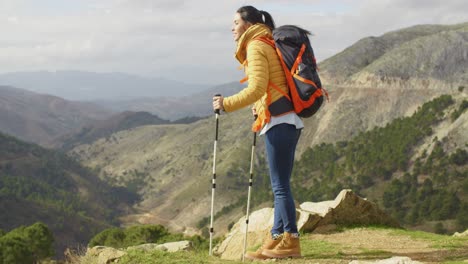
[54, 111, 206, 150]
[97, 81, 244, 120]
[320, 22, 468, 86]
[0, 85, 112, 145]
[0, 70, 208, 101]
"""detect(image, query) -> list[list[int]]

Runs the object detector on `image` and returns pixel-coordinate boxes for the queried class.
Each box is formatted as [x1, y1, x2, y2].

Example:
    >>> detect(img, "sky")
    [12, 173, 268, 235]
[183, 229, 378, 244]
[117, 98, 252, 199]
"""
[1, 0, 467, 85]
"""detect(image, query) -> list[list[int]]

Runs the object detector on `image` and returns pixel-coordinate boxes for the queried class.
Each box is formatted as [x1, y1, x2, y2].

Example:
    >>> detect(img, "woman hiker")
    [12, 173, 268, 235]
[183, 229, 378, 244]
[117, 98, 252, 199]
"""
[212, 5, 303, 260]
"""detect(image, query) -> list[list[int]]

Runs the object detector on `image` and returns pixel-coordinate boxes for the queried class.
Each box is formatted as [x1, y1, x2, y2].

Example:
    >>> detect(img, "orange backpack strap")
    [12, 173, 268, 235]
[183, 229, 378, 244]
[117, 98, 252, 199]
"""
[291, 44, 306, 74]
[253, 37, 275, 48]
[269, 81, 291, 101]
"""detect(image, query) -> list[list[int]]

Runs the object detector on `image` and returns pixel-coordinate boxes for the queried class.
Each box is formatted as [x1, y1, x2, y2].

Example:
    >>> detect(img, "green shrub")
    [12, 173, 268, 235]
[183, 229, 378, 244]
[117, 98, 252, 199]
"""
[0, 222, 54, 264]
[88, 225, 209, 251]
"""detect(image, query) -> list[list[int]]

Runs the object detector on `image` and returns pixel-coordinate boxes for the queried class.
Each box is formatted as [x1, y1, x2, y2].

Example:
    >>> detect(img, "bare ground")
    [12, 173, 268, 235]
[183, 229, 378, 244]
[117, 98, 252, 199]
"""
[249, 228, 468, 264]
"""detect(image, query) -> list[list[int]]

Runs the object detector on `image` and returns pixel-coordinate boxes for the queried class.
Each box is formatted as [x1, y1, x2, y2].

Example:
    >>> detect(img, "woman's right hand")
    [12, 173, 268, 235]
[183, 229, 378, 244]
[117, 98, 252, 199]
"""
[251, 106, 257, 118]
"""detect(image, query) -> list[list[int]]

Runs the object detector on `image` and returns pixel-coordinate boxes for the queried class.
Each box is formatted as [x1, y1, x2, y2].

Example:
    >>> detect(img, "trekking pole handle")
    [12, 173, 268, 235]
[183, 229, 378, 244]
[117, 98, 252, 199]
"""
[214, 94, 222, 114]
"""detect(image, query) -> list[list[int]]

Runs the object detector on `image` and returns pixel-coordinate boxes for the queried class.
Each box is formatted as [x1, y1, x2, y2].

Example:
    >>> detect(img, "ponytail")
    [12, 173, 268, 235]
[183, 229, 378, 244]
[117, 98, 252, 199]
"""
[260, 10, 276, 30]
[237, 6, 276, 30]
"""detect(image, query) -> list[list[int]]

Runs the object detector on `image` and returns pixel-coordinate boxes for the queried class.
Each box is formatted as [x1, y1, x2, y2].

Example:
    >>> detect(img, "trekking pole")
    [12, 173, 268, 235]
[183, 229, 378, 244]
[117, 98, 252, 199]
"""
[209, 94, 221, 256]
[242, 115, 258, 262]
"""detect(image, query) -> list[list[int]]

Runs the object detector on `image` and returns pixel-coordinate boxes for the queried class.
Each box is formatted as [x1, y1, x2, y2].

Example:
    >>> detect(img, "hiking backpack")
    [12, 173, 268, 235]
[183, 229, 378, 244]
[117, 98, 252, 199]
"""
[256, 25, 326, 118]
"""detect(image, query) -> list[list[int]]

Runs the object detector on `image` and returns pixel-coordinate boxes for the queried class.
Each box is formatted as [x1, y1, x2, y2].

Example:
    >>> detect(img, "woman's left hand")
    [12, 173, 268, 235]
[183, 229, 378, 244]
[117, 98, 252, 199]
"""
[212, 95, 224, 112]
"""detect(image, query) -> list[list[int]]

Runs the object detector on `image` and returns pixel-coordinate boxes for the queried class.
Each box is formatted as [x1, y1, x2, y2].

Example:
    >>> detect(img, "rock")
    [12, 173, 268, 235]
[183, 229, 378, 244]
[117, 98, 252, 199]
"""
[86, 246, 127, 264]
[127, 243, 161, 252]
[300, 189, 400, 233]
[85, 241, 192, 263]
[349, 256, 423, 264]
[216, 189, 399, 260]
[453, 229, 468, 237]
[214, 208, 274, 260]
[157, 241, 193, 252]
[127, 241, 193, 252]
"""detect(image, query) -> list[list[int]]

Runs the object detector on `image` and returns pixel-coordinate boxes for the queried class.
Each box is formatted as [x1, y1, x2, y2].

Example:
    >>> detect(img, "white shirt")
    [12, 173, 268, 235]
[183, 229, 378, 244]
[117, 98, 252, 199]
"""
[259, 112, 304, 136]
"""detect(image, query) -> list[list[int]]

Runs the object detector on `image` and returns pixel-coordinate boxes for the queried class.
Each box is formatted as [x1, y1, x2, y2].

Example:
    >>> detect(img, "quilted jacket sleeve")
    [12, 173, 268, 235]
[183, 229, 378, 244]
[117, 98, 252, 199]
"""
[223, 41, 269, 112]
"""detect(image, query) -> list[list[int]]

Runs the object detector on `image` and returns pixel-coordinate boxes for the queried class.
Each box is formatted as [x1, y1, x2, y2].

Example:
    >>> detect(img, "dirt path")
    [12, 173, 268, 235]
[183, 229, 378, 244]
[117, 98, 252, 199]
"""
[312, 228, 434, 254]
[272, 228, 468, 264]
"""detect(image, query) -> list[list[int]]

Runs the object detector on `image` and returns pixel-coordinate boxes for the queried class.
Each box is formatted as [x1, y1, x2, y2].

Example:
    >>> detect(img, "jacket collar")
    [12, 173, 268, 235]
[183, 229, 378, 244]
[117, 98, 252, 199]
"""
[235, 23, 272, 64]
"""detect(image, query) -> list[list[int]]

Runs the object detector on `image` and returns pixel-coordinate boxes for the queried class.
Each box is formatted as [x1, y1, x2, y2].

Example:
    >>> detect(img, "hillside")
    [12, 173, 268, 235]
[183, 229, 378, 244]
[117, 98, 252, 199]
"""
[320, 22, 468, 85]
[0, 132, 138, 257]
[0, 85, 112, 145]
[53, 111, 207, 151]
[68, 23, 468, 237]
[70, 108, 254, 233]
[53, 111, 171, 150]
[70, 95, 467, 235]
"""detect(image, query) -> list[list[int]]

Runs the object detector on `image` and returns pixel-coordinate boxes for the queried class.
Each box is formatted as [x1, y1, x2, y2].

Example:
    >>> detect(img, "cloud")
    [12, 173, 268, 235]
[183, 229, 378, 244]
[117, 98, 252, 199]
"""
[0, 0, 467, 85]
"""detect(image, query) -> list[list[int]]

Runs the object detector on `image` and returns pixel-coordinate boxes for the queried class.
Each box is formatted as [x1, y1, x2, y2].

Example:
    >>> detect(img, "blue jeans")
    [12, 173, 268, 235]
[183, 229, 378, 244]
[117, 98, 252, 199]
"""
[264, 123, 301, 235]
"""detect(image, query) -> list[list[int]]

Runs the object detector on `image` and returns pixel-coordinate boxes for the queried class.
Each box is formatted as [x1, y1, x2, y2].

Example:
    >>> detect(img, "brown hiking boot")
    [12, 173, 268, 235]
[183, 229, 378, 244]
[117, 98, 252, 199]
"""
[261, 232, 301, 259]
[244, 234, 282, 260]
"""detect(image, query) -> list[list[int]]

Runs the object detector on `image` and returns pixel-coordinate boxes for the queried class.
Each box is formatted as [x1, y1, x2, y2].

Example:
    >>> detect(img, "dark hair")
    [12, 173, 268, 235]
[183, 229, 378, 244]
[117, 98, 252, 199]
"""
[237, 6, 275, 30]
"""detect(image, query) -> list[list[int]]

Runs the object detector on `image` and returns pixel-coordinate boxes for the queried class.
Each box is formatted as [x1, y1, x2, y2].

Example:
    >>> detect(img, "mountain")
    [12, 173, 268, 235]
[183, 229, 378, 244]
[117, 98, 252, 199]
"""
[67, 22, 468, 237]
[0, 131, 138, 257]
[320, 22, 468, 85]
[0, 85, 113, 145]
[52, 111, 209, 151]
[301, 22, 468, 146]
[96, 81, 244, 120]
[70, 94, 467, 234]
[0, 71, 207, 101]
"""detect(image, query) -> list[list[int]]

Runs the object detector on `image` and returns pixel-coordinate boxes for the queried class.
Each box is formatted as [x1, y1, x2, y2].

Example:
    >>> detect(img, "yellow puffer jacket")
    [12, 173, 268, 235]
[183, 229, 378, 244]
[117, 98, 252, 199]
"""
[223, 24, 292, 131]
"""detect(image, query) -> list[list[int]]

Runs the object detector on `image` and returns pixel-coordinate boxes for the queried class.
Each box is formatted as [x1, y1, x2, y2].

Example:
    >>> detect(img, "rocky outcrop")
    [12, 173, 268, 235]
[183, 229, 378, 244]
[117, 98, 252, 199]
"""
[127, 240, 192, 252]
[86, 246, 126, 264]
[300, 189, 400, 233]
[85, 240, 193, 263]
[215, 189, 399, 260]
[453, 229, 468, 237]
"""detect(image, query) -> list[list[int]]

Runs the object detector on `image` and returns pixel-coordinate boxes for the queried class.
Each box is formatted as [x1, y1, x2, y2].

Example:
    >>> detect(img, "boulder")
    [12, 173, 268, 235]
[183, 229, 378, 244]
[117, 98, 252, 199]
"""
[214, 208, 274, 260]
[300, 189, 400, 232]
[216, 189, 399, 260]
[453, 229, 468, 237]
[85, 240, 193, 263]
[86, 246, 127, 264]
[128, 241, 193, 252]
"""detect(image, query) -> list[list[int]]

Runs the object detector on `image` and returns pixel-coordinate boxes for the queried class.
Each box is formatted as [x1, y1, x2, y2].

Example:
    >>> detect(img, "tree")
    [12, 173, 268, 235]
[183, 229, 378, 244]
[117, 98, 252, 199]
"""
[449, 149, 467, 166]
[24, 222, 54, 261]
[0, 222, 54, 264]
[434, 222, 447, 234]
[456, 203, 468, 230]
[0, 235, 34, 264]
[88, 228, 125, 248]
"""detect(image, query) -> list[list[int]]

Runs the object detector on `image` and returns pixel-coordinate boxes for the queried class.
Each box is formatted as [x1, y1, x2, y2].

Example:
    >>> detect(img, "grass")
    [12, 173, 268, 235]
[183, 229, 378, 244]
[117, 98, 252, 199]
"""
[77, 224, 468, 263]
[356, 248, 393, 256]
[389, 229, 468, 249]
[118, 250, 243, 264]
[301, 239, 343, 259]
